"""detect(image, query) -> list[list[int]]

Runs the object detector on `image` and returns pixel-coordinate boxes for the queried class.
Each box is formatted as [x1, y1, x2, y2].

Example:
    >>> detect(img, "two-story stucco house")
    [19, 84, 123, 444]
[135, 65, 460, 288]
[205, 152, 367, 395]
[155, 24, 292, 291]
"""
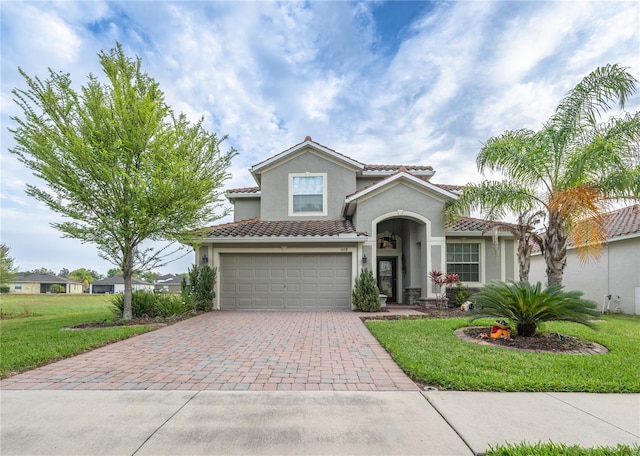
[194, 137, 518, 310]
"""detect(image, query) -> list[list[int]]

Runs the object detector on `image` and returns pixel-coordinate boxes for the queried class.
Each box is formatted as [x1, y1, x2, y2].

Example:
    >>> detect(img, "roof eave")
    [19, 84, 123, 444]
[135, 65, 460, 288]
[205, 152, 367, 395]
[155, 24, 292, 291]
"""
[199, 234, 367, 244]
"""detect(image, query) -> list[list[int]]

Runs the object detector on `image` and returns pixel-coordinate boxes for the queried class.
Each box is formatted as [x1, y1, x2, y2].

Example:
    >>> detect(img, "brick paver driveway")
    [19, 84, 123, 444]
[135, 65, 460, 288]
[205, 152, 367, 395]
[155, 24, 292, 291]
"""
[2, 311, 418, 391]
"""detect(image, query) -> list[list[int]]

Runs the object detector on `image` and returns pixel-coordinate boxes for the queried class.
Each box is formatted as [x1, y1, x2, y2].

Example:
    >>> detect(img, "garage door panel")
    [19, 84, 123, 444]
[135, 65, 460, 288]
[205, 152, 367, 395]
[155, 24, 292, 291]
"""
[221, 253, 351, 310]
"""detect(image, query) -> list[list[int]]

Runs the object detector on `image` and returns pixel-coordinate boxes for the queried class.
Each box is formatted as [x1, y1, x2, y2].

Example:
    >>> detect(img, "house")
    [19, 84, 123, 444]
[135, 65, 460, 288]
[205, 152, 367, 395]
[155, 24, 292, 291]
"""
[154, 274, 187, 293]
[193, 137, 518, 310]
[7, 273, 83, 294]
[90, 276, 154, 294]
[529, 204, 640, 315]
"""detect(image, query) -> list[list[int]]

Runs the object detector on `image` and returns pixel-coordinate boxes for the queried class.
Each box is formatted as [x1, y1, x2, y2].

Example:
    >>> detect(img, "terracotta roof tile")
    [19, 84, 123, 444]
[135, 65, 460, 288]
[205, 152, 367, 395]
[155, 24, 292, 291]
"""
[448, 217, 499, 232]
[205, 218, 364, 238]
[226, 187, 261, 194]
[364, 164, 434, 172]
[433, 183, 463, 193]
[603, 204, 640, 238]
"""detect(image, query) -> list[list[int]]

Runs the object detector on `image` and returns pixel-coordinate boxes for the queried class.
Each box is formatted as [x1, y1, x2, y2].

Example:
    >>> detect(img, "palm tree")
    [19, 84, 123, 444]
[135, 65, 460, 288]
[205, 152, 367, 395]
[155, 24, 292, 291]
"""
[482, 210, 544, 282]
[445, 64, 640, 286]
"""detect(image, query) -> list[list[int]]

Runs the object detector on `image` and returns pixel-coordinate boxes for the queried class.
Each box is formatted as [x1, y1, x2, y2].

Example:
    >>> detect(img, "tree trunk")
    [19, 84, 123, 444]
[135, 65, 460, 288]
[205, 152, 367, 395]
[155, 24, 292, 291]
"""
[544, 211, 567, 286]
[518, 239, 530, 282]
[122, 251, 134, 320]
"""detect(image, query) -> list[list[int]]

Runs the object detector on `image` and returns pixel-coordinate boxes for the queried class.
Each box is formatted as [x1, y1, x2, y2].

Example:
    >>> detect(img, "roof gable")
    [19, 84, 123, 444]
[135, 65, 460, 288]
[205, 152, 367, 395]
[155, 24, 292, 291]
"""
[346, 170, 458, 204]
[250, 137, 364, 184]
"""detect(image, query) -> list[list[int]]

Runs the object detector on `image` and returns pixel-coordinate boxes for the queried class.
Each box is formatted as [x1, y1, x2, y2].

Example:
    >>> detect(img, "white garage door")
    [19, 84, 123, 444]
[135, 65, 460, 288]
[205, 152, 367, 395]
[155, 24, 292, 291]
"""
[221, 253, 352, 310]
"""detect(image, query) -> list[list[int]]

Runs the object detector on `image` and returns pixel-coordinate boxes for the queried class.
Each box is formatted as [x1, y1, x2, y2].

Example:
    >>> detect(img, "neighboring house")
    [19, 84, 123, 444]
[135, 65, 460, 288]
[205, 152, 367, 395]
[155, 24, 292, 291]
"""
[530, 204, 640, 315]
[193, 137, 518, 310]
[154, 274, 187, 293]
[90, 276, 154, 294]
[8, 273, 83, 294]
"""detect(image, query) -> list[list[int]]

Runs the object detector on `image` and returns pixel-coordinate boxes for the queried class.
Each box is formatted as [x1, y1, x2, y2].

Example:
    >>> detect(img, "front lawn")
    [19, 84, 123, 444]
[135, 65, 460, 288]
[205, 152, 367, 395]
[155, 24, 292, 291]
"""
[365, 314, 640, 392]
[0, 294, 156, 378]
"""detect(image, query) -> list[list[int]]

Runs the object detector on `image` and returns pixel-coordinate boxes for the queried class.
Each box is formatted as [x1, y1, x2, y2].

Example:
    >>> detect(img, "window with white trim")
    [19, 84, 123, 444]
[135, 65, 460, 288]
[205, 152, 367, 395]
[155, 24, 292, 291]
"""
[446, 243, 480, 282]
[289, 173, 327, 215]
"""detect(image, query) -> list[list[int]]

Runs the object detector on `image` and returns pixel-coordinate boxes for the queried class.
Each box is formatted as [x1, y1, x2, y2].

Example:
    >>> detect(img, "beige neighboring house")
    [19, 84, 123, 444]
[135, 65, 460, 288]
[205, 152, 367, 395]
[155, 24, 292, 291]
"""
[190, 136, 519, 311]
[529, 204, 640, 315]
[154, 274, 187, 293]
[8, 273, 83, 294]
[90, 276, 154, 294]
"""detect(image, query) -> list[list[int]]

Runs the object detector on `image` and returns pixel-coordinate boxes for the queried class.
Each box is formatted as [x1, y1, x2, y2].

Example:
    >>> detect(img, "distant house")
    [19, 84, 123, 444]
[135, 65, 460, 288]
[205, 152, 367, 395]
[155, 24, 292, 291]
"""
[154, 274, 187, 294]
[8, 273, 83, 294]
[90, 276, 154, 294]
[530, 204, 640, 315]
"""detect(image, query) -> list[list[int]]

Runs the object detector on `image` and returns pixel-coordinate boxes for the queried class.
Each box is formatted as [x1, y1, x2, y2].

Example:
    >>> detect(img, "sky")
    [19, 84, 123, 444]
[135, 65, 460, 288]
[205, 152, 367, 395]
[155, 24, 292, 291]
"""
[1, 0, 639, 277]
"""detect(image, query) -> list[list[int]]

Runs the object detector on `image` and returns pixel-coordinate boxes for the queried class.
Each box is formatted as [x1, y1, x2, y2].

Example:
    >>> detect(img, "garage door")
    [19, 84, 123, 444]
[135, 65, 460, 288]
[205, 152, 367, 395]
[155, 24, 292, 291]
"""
[221, 254, 352, 310]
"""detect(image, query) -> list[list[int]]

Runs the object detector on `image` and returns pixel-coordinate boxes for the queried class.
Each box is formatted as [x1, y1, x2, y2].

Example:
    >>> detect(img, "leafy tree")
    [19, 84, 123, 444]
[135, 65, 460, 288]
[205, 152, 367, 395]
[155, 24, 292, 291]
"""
[26, 267, 56, 275]
[9, 44, 235, 319]
[469, 281, 599, 337]
[58, 268, 70, 278]
[444, 64, 640, 286]
[68, 268, 97, 289]
[182, 265, 216, 311]
[140, 270, 161, 283]
[0, 244, 18, 285]
[107, 268, 122, 278]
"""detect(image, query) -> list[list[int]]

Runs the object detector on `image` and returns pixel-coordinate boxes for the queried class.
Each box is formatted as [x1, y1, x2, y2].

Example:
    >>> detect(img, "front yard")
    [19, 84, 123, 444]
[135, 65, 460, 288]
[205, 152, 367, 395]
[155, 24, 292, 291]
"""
[0, 294, 156, 378]
[365, 314, 640, 393]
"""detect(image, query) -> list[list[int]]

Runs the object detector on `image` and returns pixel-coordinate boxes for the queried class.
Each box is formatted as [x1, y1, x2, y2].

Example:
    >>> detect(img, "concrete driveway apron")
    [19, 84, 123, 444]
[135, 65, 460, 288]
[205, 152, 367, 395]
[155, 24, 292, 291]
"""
[1, 311, 417, 391]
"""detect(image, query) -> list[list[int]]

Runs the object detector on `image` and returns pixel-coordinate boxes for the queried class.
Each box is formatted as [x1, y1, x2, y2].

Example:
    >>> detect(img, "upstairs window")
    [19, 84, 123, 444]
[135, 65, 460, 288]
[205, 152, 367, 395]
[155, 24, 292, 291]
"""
[446, 243, 480, 282]
[290, 173, 327, 215]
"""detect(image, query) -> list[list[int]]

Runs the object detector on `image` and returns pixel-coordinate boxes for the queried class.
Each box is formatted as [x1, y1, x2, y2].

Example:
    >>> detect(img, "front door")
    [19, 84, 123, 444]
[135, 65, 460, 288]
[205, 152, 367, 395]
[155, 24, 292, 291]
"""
[377, 257, 397, 303]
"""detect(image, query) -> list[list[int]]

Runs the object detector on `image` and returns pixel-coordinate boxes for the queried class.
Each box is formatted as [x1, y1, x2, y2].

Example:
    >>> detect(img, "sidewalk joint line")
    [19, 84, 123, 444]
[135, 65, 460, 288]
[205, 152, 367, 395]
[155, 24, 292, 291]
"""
[131, 391, 201, 455]
[421, 393, 478, 455]
[544, 393, 640, 438]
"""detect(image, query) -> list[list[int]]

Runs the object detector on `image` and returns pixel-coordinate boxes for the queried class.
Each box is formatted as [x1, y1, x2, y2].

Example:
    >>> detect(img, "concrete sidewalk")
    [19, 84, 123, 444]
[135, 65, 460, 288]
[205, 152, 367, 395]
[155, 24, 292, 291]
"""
[1, 390, 638, 455]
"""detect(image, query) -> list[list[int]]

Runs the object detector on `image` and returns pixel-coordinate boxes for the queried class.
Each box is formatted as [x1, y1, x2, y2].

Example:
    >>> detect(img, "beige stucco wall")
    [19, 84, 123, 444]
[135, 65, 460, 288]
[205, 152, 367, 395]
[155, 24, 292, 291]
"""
[8, 282, 40, 294]
[530, 236, 639, 314]
[232, 198, 261, 222]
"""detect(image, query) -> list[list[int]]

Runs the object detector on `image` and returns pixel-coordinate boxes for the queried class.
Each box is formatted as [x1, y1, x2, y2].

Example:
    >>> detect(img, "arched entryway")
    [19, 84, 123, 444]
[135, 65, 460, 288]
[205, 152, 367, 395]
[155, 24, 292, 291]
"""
[373, 214, 429, 304]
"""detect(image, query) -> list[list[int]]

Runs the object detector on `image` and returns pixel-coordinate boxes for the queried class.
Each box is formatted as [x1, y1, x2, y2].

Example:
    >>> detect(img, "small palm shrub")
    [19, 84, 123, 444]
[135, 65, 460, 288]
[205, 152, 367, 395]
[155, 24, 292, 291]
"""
[110, 291, 158, 318]
[469, 281, 599, 337]
[352, 268, 381, 312]
[153, 293, 195, 318]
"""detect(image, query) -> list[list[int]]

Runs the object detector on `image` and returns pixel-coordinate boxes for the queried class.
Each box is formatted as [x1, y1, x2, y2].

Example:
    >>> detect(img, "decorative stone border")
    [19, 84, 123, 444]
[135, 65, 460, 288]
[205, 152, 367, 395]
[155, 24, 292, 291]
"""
[453, 328, 609, 355]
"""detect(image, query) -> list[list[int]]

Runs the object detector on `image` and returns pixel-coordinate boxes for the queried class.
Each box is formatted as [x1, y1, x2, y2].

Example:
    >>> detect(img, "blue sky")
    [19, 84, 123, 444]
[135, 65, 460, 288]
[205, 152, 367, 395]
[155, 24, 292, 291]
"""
[1, 1, 639, 276]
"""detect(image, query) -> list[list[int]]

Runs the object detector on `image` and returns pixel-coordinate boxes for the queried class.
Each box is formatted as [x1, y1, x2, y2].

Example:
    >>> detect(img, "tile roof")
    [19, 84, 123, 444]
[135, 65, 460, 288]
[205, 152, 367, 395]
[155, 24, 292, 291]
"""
[14, 273, 81, 284]
[447, 216, 510, 232]
[363, 164, 433, 172]
[226, 187, 261, 194]
[433, 183, 463, 193]
[204, 218, 364, 238]
[603, 204, 640, 238]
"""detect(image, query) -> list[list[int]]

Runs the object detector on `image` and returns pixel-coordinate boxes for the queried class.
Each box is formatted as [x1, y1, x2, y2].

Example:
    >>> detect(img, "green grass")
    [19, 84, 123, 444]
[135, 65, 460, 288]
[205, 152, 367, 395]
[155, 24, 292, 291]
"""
[365, 314, 640, 392]
[485, 442, 639, 455]
[0, 294, 156, 377]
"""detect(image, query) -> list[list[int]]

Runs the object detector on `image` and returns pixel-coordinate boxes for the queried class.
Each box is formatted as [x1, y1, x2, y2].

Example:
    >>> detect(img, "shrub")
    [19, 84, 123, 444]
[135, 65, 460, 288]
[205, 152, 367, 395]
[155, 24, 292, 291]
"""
[352, 268, 380, 312]
[470, 281, 599, 337]
[153, 293, 194, 318]
[0, 285, 10, 293]
[51, 284, 65, 293]
[182, 265, 216, 311]
[452, 282, 472, 307]
[110, 291, 158, 318]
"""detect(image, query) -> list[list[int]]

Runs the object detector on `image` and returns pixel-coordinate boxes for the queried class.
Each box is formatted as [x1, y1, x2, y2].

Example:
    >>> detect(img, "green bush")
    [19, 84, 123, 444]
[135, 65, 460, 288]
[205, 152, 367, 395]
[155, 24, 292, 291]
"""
[110, 291, 159, 318]
[452, 282, 472, 307]
[182, 265, 216, 311]
[51, 284, 65, 294]
[110, 291, 194, 319]
[153, 293, 194, 318]
[470, 281, 599, 337]
[0, 285, 10, 294]
[352, 268, 380, 312]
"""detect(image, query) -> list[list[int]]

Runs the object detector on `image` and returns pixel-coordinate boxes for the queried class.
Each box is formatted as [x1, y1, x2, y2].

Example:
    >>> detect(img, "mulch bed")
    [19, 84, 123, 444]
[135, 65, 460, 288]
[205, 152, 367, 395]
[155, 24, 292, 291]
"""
[65, 311, 205, 330]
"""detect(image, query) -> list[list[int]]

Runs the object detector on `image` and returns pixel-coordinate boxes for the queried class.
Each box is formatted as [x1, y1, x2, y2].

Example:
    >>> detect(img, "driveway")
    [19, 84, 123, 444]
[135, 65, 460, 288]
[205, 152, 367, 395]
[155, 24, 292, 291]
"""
[1, 311, 418, 391]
